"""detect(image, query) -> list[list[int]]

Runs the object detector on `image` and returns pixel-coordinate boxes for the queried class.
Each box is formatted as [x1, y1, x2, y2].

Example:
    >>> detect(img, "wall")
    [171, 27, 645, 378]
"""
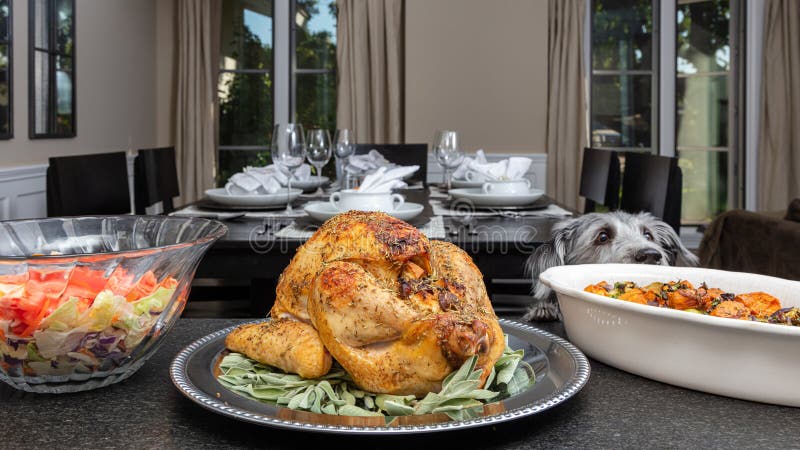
[404, 0, 549, 154]
[0, 0, 162, 168]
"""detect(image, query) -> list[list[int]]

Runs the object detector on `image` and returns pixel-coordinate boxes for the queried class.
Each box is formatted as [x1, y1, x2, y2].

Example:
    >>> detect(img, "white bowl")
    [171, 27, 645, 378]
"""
[205, 188, 302, 206]
[539, 264, 800, 407]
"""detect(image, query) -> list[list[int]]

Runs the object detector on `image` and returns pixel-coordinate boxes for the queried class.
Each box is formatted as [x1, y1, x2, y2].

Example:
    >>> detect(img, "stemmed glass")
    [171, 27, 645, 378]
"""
[333, 129, 355, 189]
[306, 129, 332, 196]
[271, 123, 306, 213]
[433, 130, 464, 191]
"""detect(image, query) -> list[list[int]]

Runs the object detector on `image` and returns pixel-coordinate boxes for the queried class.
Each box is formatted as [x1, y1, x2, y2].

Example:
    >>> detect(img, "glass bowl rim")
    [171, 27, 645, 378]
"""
[0, 215, 228, 262]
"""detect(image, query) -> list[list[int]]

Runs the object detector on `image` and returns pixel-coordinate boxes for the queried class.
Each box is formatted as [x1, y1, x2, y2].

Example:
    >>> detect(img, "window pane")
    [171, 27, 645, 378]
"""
[0, 71, 9, 136]
[218, 150, 272, 185]
[0, 1, 9, 41]
[0, 44, 7, 69]
[592, 0, 653, 71]
[295, 0, 337, 70]
[591, 74, 653, 148]
[34, 0, 48, 50]
[219, 73, 273, 146]
[56, 69, 72, 134]
[33, 50, 49, 134]
[220, 0, 273, 71]
[56, 0, 73, 55]
[679, 150, 727, 223]
[295, 72, 336, 131]
[676, 75, 728, 148]
[677, 0, 730, 74]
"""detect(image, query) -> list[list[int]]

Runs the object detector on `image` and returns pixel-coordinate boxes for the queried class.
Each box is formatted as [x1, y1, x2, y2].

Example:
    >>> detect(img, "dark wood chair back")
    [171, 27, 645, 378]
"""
[353, 144, 428, 186]
[620, 151, 682, 232]
[47, 152, 131, 217]
[579, 147, 621, 213]
[134, 147, 180, 214]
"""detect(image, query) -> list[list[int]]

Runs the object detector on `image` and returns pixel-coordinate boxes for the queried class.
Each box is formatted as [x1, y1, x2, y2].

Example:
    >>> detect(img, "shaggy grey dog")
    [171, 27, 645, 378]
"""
[524, 211, 699, 321]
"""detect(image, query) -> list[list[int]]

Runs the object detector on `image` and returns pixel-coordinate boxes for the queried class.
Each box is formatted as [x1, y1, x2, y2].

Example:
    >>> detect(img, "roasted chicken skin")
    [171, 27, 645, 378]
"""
[227, 211, 505, 396]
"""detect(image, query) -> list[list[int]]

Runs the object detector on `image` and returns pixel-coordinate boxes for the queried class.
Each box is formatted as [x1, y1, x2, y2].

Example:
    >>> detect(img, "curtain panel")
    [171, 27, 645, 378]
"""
[545, 0, 587, 211]
[758, 0, 800, 211]
[175, 0, 222, 203]
[336, 0, 404, 144]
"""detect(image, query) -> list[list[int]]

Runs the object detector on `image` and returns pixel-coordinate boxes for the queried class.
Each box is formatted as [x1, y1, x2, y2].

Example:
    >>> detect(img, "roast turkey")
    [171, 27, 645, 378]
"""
[226, 211, 505, 396]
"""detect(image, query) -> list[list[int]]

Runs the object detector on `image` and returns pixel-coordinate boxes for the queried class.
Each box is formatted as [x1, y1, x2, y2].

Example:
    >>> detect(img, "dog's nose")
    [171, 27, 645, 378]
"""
[634, 248, 663, 264]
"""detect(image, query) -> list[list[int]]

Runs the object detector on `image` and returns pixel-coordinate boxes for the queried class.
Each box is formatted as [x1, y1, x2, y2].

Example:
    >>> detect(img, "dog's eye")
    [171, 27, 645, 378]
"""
[595, 231, 610, 244]
[643, 230, 654, 241]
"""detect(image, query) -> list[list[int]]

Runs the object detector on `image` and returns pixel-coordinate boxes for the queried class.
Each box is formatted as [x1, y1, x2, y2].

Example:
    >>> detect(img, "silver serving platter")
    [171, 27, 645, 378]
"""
[170, 319, 590, 435]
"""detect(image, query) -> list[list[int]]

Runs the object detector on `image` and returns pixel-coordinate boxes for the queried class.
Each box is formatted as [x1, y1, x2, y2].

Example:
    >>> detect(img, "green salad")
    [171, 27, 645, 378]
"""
[217, 335, 534, 421]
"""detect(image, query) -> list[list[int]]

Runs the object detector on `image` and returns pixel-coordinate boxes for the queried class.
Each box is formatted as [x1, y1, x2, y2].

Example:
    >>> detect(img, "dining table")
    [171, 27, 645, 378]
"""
[2, 316, 797, 449]
[185, 187, 573, 316]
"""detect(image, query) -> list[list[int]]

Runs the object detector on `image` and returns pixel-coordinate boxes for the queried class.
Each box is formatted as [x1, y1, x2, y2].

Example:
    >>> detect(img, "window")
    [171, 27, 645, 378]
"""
[29, 0, 75, 138]
[590, 0, 742, 224]
[675, 0, 739, 223]
[218, 0, 274, 183]
[0, 0, 11, 139]
[217, 0, 338, 184]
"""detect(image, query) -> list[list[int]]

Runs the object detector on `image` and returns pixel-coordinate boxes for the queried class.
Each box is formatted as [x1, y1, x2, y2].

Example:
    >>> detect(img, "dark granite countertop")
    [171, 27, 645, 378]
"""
[1, 318, 797, 449]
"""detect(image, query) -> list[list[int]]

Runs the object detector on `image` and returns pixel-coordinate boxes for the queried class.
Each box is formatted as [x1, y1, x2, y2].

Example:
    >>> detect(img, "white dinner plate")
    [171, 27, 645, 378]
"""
[540, 264, 800, 407]
[450, 178, 484, 189]
[448, 188, 544, 207]
[292, 176, 330, 191]
[205, 188, 302, 207]
[303, 202, 424, 222]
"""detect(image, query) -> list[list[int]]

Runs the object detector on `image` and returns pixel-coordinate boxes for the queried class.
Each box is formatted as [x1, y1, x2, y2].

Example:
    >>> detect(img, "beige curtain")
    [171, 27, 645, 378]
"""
[175, 0, 222, 204]
[546, 0, 587, 211]
[758, 0, 800, 211]
[336, 0, 404, 143]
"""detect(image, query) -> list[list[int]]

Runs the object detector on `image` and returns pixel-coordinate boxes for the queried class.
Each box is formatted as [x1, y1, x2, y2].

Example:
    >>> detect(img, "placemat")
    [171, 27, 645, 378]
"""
[171, 205, 308, 219]
[430, 200, 573, 218]
[274, 215, 446, 240]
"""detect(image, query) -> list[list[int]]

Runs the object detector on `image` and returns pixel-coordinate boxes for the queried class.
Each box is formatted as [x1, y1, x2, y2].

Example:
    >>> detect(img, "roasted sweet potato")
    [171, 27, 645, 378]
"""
[709, 300, 750, 320]
[735, 292, 782, 318]
[667, 289, 700, 310]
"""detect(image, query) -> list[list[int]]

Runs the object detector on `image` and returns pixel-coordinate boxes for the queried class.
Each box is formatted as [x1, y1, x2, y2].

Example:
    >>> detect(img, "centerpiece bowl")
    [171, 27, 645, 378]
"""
[0, 215, 226, 393]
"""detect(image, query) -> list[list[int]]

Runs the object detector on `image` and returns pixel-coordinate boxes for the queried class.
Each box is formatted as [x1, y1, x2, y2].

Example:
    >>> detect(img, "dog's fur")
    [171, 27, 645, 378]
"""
[523, 211, 699, 321]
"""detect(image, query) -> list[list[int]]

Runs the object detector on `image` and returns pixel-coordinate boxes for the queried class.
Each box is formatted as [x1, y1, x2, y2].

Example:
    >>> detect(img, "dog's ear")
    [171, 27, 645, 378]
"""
[652, 222, 699, 266]
[525, 218, 578, 299]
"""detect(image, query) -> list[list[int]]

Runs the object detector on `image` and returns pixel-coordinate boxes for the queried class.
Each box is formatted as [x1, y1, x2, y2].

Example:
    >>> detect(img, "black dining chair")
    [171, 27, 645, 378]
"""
[134, 147, 180, 214]
[619, 151, 683, 233]
[579, 147, 621, 213]
[353, 144, 428, 186]
[47, 152, 131, 217]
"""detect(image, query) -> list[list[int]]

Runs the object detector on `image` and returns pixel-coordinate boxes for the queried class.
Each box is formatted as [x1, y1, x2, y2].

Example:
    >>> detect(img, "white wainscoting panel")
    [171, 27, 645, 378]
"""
[426, 152, 547, 189]
[0, 155, 136, 221]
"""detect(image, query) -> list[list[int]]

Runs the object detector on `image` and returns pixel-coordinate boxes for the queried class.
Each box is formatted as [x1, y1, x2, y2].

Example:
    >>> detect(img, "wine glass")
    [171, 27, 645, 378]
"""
[333, 129, 355, 189]
[271, 123, 306, 213]
[306, 129, 332, 195]
[433, 130, 464, 191]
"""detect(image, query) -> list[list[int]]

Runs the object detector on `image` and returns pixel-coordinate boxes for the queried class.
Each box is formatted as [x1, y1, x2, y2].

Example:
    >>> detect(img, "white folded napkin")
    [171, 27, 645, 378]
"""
[452, 149, 488, 180]
[225, 164, 311, 195]
[346, 150, 390, 173]
[467, 156, 532, 181]
[357, 165, 419, 192]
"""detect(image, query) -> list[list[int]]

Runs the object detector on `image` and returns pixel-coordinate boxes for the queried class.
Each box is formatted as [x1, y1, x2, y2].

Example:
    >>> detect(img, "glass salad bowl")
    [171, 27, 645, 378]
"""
[0, 216, 226, 393]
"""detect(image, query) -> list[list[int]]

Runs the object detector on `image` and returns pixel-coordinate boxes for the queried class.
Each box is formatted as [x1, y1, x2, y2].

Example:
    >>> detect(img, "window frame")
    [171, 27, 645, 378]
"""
[0, 0, 13, 140]
[588, 0, 660, 153]
[28, 0, 76, 139]
[587, 0, 746, 223]
[216, 1, 276, 171]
